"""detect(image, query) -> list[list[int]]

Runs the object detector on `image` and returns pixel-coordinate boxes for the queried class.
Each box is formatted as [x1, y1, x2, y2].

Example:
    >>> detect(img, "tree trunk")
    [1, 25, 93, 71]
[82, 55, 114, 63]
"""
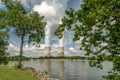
[18, 36, 24, 69]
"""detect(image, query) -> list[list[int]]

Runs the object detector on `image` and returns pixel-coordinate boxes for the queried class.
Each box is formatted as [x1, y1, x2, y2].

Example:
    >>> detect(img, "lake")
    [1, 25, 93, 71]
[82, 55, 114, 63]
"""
[8, 59, 112, 80]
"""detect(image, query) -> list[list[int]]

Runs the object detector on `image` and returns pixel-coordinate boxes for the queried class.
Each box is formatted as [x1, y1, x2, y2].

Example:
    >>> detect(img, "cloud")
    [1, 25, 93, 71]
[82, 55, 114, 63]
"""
[33, 2, 56, 16]
[32, 0, 69, 27]
[7, 43, 44, 57]
[7, 43, 85, 57]
[32, 0, 69, 47]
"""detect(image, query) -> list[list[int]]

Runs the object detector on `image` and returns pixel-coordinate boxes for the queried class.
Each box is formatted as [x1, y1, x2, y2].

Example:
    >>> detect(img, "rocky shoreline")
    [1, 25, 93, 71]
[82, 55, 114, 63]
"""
[25, 67, 60, 80]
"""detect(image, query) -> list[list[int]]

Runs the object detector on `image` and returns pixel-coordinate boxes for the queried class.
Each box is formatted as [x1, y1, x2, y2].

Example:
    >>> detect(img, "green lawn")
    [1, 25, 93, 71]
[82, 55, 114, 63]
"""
[0, 66, 40, 80]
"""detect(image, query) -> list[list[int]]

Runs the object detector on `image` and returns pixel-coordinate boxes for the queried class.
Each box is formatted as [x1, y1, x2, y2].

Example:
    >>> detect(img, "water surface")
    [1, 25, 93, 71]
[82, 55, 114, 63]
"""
[8, 59, 112, 80]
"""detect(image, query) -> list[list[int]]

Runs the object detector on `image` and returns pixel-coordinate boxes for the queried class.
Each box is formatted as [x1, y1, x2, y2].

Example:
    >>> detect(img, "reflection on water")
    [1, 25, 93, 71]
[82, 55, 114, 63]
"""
[8, 59, 112, 80]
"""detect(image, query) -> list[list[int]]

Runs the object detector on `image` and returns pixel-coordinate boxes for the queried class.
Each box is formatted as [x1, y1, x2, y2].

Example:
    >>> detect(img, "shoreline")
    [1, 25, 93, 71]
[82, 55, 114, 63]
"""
[0, 65, 59, 80]
[8, 56, 89, 61]
[25, 67, 59, 80]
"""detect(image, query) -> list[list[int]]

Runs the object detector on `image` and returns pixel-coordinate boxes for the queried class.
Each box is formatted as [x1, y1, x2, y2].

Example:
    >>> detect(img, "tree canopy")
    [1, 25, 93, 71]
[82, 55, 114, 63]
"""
[0, 2, 9, 65]
[55, 0, 120, 79]
[0, 20, 8, 64]
[1, 0, 46, 68]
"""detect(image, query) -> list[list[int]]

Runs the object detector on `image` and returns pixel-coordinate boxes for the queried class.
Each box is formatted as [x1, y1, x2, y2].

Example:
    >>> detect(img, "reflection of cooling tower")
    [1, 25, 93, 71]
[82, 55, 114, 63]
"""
[44, 47, 51, 56]
[44, 59, 50, 73]
[57, 47, 64, 56]
[57, 60, 64, 80]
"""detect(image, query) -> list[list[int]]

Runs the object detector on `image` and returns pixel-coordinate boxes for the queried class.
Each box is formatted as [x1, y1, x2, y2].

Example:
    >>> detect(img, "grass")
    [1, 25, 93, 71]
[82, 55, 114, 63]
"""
[0, 66, 39, 80]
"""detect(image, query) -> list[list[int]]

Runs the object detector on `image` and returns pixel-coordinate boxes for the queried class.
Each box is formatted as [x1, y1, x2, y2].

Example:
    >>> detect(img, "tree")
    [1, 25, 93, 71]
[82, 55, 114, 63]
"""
[55, 0, 120, 79]
[2, 0, 46, 69]
[0, 6, 9, 64]
[0, 33, 8, 64]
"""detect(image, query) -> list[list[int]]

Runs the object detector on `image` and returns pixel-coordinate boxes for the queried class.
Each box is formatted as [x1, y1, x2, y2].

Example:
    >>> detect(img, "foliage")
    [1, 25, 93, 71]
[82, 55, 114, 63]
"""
[0, 29, 8, 65]
[55, 0, 120, 79]
[0, 66, 39, 80]
[1, 0, 46, 68]
[2, 0, 46, 43]
[0, 2, 9, 65]
[8, 56, 30, 61]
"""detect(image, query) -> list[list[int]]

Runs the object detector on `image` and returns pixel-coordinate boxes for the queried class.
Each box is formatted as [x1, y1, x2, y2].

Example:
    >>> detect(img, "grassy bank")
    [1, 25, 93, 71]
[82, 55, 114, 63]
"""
[0, 66, 39, 80]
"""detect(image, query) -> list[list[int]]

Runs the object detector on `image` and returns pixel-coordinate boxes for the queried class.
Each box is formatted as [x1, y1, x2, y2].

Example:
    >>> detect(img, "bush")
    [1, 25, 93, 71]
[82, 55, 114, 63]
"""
[0, 39, 8, 65]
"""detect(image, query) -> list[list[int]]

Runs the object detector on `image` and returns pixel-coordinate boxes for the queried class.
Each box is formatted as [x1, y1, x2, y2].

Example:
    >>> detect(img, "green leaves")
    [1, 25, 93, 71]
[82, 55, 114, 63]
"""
[2, 0, 46, 44]
[0, 30, 8, 64]
[55, 0, 120, 79]
[27, 12, 46, 43]
[0, 0, 46, 66]
[0, 5, 9, 64]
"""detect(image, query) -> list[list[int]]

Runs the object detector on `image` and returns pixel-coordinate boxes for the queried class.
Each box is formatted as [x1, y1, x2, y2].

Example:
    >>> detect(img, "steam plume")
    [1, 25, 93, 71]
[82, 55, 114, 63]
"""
[32, 0, 69, 48]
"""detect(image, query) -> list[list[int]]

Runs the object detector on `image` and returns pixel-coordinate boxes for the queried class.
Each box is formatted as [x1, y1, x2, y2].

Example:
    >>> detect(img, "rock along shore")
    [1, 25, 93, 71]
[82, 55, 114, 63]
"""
[25, 67, 60, 80]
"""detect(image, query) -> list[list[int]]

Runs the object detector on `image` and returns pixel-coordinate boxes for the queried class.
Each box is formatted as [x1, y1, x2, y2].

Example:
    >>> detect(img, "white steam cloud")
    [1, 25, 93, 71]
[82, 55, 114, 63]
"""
[32, 0, 69, 47]
[33, 2, 56, 16]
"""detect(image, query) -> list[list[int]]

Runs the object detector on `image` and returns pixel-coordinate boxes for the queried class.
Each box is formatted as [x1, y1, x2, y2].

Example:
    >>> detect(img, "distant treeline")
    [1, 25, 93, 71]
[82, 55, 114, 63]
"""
[8, 56, 111, 61]
[7, 56, 30, 61]
[7, 56, 89, 61]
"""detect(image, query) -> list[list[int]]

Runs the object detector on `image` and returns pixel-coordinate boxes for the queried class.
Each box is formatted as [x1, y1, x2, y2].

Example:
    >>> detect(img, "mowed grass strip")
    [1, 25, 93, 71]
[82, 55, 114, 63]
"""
[0, 66, 40, 80]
